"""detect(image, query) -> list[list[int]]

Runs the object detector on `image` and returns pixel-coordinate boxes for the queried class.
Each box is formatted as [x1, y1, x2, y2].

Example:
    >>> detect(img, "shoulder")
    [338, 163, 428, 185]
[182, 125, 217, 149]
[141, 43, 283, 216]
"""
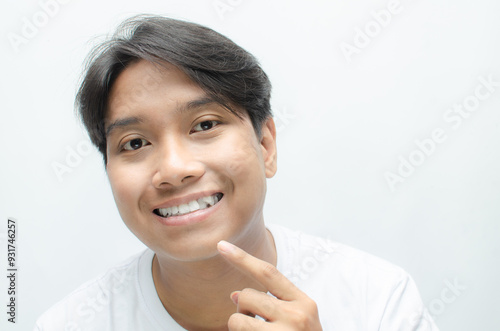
[267, 223, 408, 281]
[34, 249, 151, 331]
[267, 224, 437, 330]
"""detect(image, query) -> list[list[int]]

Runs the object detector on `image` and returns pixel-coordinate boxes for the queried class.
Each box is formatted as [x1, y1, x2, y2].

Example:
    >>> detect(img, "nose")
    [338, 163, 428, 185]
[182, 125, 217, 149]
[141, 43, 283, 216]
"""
[152, 137, 205, 188]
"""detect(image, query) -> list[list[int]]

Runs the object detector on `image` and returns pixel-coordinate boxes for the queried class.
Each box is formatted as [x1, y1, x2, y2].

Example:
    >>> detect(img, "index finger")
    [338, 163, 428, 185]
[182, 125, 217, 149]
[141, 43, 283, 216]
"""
[217, 240, 303, 301]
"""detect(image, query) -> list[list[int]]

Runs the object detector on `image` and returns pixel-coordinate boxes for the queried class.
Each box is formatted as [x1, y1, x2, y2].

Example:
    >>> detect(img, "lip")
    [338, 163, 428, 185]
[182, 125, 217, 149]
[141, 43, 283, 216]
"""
[152, 190, 222, 210]
[151, 190, 224, 226]
[153, 193, 224, 226]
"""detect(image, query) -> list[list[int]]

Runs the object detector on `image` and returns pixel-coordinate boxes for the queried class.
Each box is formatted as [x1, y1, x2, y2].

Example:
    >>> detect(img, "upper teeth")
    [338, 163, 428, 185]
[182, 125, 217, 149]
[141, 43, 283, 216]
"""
[156, 193, 222, 218]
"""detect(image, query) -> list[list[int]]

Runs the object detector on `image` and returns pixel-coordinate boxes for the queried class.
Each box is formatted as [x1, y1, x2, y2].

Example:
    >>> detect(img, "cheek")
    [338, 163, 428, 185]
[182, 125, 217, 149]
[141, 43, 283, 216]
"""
[216, 139, 267, 211]
[217, 137, 265, 178]
[107, 163, 147, 218]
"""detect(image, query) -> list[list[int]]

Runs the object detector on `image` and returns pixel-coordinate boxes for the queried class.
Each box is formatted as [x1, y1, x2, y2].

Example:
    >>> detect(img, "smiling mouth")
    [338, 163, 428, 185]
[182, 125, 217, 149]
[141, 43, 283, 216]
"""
[153, 193, 223, 218]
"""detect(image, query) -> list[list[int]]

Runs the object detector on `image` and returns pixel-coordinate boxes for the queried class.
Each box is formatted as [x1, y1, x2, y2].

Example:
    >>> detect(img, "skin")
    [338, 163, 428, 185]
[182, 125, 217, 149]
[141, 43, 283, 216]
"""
[218, 241, 323, 331]
[105, 59, 322, 330]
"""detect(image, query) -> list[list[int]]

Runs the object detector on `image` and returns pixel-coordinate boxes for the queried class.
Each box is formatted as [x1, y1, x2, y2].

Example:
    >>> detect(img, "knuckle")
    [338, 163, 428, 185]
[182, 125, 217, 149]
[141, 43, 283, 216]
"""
[260, 294, 277, 314]
[291, 311, 315, 329]
[284, 300, 320, 329]
[261, 262, 280, 279]
[303, 299, 320, 321]
[304, 297, 319, 313]
[262, 295, 275, 309]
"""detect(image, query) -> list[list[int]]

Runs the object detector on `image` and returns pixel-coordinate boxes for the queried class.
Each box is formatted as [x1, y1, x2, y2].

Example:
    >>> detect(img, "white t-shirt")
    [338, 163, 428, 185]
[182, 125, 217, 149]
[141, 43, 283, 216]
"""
[34, 224, 439, 330]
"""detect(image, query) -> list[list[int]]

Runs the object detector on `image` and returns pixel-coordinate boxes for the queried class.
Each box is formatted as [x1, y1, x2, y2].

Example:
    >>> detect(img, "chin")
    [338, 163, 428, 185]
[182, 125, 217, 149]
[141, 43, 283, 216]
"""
[149, 231, 225, 263]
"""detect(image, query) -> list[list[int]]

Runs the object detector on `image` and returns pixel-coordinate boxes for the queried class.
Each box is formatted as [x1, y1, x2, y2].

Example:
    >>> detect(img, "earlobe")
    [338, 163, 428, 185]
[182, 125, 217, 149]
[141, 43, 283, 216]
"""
[260, 117, 278, 178]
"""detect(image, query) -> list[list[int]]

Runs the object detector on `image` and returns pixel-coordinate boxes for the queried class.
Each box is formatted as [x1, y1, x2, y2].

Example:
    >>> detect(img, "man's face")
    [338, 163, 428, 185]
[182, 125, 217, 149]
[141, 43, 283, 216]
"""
[105, 60, 277, 262]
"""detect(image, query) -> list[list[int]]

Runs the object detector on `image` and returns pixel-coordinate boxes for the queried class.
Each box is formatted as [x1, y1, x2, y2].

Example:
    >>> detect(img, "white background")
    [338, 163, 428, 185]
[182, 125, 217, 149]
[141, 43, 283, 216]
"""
[1, 0, 499, 330]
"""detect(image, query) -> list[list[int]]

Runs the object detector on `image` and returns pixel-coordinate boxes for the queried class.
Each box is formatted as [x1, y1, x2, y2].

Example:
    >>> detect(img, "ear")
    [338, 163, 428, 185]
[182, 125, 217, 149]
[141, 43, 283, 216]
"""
[259, 117, 278, 178]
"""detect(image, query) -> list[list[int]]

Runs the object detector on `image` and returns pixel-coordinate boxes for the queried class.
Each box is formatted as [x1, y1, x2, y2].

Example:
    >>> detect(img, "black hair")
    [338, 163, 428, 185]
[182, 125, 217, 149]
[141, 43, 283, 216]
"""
[76, 15, 272, 164]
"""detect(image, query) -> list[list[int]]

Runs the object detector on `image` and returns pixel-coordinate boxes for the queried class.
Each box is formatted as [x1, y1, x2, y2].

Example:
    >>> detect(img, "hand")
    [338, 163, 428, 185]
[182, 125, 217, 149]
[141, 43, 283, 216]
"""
[217, 240, 323, 331]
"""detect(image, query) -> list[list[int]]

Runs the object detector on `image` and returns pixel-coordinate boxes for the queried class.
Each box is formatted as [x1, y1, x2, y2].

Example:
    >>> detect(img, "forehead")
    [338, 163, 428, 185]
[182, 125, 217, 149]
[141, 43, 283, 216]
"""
[106, 60, 205, 120]
[104, 60, 251, 137]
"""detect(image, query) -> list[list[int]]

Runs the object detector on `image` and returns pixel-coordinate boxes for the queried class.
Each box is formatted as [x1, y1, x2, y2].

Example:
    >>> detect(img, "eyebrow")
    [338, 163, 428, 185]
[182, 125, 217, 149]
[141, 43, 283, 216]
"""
[176, 97, 219, 114]
[105, 117, 143, 137]
[105, 97, 221, 137]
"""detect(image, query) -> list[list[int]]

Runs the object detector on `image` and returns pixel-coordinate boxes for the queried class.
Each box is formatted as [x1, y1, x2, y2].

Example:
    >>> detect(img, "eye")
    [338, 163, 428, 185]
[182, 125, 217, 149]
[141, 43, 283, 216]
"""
[122, 138, 149, 151]
[192, 120, 220, 133]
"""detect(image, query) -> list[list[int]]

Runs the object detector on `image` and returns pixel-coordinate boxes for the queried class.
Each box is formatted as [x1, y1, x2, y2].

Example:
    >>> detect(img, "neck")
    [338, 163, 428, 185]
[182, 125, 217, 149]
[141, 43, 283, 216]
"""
[152, 224, 276, 331]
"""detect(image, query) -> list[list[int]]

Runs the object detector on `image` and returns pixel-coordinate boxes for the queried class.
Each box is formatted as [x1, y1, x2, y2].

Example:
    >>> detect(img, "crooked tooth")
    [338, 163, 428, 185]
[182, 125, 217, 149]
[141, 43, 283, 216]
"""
[197, 198, 209, 209]
[158, 208, 170, 217]
[201, 195, 215, 206]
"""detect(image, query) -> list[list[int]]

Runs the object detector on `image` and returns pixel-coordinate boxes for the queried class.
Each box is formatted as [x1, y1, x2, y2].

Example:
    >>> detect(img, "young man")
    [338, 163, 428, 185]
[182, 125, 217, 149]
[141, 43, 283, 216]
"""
[35, 15, 438, 330]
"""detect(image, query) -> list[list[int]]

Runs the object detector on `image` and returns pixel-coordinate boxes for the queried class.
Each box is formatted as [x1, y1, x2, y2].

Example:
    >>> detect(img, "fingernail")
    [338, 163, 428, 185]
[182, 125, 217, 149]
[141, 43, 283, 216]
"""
[231, 291, 240, 305]
[217, 240, 235, 253]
